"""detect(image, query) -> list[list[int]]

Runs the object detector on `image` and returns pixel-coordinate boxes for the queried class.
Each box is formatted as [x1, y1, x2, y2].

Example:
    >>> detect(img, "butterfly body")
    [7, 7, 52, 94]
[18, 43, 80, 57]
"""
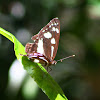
[26, 52, 57, 67]
[24, 18, 60, 67]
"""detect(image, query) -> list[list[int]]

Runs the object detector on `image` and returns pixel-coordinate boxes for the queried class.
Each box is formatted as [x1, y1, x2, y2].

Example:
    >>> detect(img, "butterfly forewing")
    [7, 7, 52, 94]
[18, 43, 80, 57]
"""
[31, 18, 60, 61]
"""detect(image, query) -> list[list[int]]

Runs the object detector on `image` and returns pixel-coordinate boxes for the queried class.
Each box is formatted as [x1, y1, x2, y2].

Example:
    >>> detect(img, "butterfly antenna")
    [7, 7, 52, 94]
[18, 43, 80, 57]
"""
[57, 55, 75, 62]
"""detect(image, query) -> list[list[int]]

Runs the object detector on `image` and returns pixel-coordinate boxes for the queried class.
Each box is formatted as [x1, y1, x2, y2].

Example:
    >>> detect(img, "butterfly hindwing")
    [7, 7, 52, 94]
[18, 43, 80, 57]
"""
[25, 34, 39, 53]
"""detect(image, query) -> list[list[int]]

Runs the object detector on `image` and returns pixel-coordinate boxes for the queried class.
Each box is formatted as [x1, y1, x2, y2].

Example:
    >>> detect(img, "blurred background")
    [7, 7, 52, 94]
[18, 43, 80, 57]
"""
[0, 0, 100, 100]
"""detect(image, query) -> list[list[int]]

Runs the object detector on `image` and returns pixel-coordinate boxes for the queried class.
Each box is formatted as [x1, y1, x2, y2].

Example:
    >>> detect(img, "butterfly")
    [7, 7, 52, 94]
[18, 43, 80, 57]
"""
[22, 18, 75, 71]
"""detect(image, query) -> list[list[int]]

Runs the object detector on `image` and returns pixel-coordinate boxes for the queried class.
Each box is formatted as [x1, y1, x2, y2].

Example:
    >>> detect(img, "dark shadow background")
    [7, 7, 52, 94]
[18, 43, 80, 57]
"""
[0, 0, 100, 100]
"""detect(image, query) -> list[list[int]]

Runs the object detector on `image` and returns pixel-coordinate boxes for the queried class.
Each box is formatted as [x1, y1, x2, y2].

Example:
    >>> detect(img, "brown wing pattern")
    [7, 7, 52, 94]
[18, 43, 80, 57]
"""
[25, 34, 39, 53]
[32, 18, 60, 61]
[26, 18, 60, 61]
[25, 43, 37, 53]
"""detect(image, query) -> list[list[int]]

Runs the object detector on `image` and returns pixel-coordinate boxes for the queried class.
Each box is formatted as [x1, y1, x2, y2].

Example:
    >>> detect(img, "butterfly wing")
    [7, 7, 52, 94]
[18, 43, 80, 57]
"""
[25, 34, 39, 54]
[31, 18, 60, 61]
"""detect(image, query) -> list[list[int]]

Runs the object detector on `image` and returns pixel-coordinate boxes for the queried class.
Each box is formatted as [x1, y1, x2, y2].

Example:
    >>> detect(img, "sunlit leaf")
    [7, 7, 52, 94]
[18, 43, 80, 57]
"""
[0, 27, 68, 100]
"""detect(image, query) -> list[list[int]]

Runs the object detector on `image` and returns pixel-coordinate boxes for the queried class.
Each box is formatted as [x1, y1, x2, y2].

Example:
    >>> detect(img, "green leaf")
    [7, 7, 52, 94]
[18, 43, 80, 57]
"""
[0, 27, 68, 100]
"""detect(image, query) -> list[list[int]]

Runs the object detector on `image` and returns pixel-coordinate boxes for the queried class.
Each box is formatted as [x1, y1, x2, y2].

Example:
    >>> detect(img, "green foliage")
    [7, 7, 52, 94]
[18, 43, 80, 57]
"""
[88, 0, 100, 5]
[0, 27, 68, 100]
